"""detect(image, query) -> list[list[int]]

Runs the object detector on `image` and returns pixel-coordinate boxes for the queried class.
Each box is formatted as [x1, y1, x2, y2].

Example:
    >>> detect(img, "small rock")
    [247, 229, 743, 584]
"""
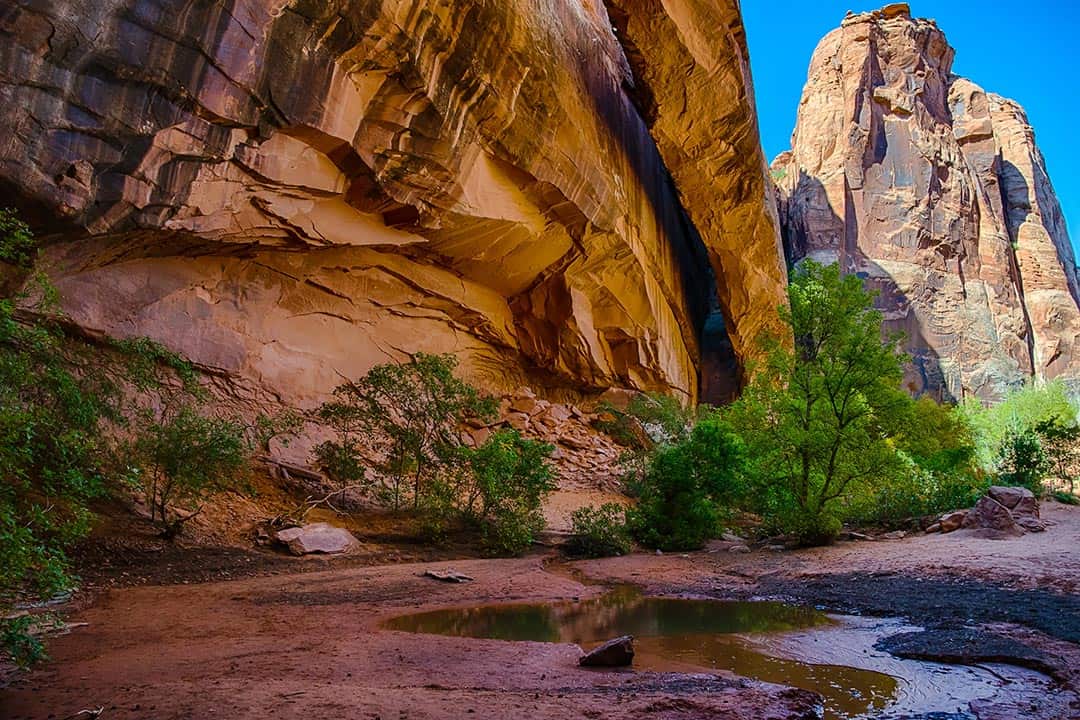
[924, 523, 942, 534]
[729, 544, 751, 554]
[579, 635, 634, 667]
[938, 509, 968, 533]
[880, 530, 906, 540]
[721, 532, 742, 543]
[422, 569, 475, 583]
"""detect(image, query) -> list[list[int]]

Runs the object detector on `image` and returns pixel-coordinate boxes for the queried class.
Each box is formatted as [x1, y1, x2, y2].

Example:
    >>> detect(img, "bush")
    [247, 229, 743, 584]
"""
[132, 406, 249, 538]
[628, 415, 744, 551]
[315, 353, 496, 509]
[0, 255, 116, 665]
[1035, 417, 1080, 493]
[959, 380, 1077, 471]
[566, 503, 631, 558]
[465, 429, 555, 556]
[996, 426, 1050, 494]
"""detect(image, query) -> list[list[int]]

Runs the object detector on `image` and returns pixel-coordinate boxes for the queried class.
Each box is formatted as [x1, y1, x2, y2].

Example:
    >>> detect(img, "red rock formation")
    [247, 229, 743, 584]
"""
[0, 0, 785, 408]
[773, 3, 1080, 400]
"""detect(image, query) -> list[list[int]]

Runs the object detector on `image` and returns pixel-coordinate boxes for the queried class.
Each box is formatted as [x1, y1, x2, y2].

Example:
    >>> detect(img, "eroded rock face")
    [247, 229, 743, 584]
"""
[602, 0, 790, 384]
[0, 0, 784, 406]
[773, 4, 1080, 400]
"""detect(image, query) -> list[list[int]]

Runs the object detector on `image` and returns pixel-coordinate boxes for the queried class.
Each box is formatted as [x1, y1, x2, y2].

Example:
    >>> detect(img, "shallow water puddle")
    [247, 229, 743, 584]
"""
[384, 587, 1051, 719]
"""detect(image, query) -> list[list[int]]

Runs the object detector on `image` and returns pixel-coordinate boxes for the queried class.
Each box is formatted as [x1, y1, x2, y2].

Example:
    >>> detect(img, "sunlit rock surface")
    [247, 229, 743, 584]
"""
[0, 0, 785, 406]
[773, 3, 1080, 400]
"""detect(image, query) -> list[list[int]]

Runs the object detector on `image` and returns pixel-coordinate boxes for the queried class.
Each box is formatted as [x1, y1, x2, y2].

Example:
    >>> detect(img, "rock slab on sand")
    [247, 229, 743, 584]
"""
[275, 523, 359, 556]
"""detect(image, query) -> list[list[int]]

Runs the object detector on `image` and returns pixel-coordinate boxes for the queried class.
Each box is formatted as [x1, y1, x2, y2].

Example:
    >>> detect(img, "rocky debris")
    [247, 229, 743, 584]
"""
[0, 0, 791, 411]
[422, 570, 475, 584]
[274, 523, 359, 556]
[938, 510, 969, 534]
[729, 544, 752, 554]
[579, 636, 635, 667]
[934, 486, 1046, 537]
[466, 388, 625, 492]
[774, 6, 1080, 400]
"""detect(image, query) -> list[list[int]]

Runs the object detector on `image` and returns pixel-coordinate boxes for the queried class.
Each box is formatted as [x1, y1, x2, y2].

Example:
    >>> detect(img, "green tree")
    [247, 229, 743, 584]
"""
[314, 353, 496, 509]
[728, 261, 911, 544]
[131, 406, 249, 538]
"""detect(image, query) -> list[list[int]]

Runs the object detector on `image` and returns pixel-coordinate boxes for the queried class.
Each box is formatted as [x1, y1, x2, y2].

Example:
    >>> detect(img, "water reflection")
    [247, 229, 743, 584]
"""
[385, 589, 898, 719]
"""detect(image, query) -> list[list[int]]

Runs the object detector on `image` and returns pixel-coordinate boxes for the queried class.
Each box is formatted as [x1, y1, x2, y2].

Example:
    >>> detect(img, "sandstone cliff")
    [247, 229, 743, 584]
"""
[0, 0, 784, 408]
[773, 3, 1080, 400]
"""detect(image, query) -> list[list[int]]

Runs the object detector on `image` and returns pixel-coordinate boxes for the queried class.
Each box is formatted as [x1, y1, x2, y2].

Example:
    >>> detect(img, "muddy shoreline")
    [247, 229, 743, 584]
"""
[3, 505, 1078, 720]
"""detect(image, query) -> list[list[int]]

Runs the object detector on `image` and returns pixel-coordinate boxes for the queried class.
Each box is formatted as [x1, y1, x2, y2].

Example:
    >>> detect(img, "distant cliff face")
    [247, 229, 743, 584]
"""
[0, 0, 785, 406]
[773, 3, 1080, 400]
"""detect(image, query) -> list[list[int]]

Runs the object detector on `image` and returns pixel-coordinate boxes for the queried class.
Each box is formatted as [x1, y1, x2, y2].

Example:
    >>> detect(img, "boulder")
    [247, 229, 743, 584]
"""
[987, 486, 1033, 510]
[961, 497, 1020, 535]
[275, 523, 359, 556]
[579, 636, 635, 667]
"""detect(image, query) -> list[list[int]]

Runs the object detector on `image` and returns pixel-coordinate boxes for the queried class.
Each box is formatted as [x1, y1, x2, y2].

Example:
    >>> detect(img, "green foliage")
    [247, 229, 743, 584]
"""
[596, 392, 696, 498]
[315, 353, 496, 509]
[566, 503, 631, 558]
[0, 614, 60, 668]
[996, 426, 1050, 494]
[628, 414, 744, 551]
[727, 261, 911, 544]
[0, 211, 273, 664]
[1052, 490, 1080, 505]
[959, 380, 1077, 471]
[0, 268, 114, 666]
[596, 392, 693, 448]
[465, 429, 555, 556]
[1035, 417, 1080, 493]
[0, 208, 36, 269]
[314, 357, 552, 555]
[131, 406, 249, 538]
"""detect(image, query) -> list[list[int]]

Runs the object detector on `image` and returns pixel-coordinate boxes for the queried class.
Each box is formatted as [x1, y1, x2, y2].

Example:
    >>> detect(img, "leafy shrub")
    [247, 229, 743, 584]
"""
[996, 426, 1050, 494]
[595, 392, 696, 497]
[1052, 490, 1080, 505]
[0, 207, 36, 269]
[628, 415, 744, 551]
[566, 503, 631, 558]
[465, 429, 555, 556]
[0, 210, 271, 663]
[131, 406, 249, 538]
[0, 260, 116, 665]
[1035, 417, 1080, 493]
[960, 380, 1077, 471]
[315, 353, 496, 509]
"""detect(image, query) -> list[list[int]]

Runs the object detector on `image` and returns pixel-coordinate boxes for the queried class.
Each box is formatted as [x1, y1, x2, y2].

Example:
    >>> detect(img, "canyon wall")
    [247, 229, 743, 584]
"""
[0, 0, 785, 408]
[773, 3, 1080, 400]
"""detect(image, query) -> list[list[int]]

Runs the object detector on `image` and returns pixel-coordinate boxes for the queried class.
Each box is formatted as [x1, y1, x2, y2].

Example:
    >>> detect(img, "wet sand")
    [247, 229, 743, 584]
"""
[3, 504, 1078, 720]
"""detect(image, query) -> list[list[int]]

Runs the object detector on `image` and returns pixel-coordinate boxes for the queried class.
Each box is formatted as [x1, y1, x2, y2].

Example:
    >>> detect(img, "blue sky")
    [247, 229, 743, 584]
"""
[742, 1, 1079, 253]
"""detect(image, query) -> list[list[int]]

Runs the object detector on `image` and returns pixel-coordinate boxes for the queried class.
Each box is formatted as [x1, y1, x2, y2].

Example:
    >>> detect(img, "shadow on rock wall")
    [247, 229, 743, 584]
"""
[780, 170, 950, 401]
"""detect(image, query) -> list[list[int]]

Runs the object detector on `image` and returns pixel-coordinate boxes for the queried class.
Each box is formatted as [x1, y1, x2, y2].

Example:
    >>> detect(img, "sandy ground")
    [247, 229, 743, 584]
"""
[2, 504, 1079, 720]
